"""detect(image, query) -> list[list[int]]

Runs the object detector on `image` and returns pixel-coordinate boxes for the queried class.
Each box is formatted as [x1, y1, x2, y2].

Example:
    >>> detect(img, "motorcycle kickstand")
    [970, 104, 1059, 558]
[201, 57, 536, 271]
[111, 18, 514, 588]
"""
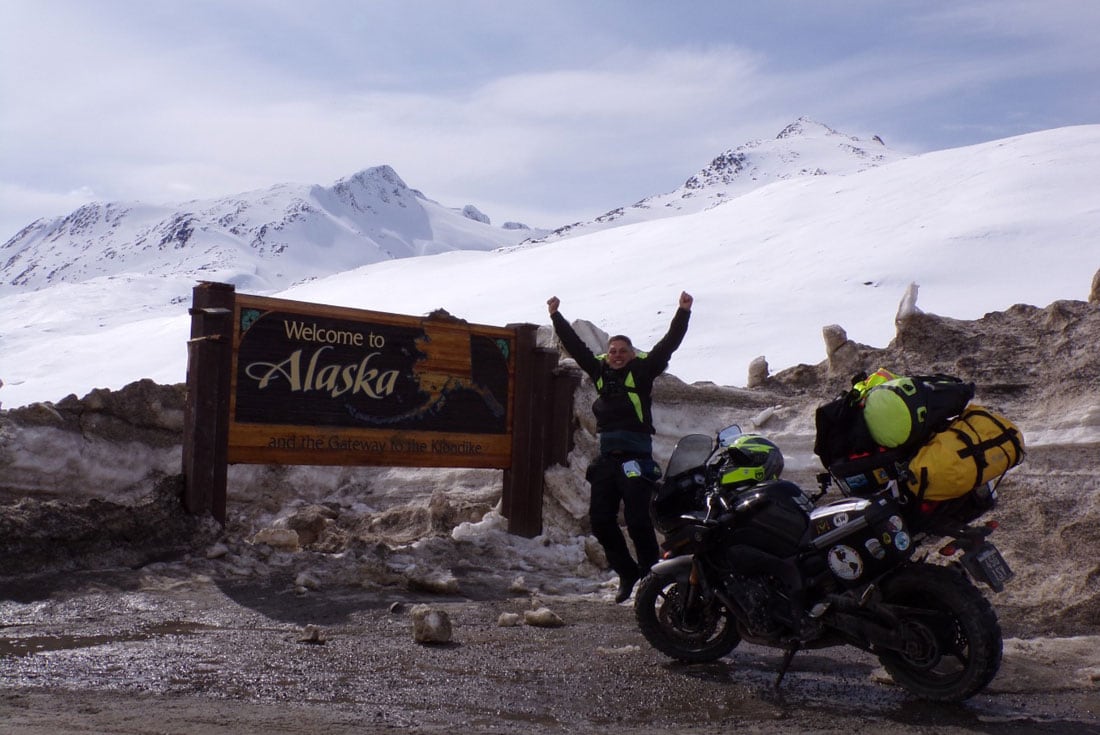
[774, 643, 800, 689]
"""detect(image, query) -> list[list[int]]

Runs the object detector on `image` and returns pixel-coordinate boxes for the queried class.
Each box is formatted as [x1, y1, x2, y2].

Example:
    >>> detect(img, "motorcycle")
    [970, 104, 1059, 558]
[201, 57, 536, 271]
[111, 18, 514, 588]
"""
[635, 425, 1013, 702]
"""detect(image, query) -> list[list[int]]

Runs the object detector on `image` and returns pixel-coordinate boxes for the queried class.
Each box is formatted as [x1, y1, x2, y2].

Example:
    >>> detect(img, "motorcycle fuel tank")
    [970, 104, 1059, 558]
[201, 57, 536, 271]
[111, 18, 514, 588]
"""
[810, 495, 913, 587]
[724, 480, 814, 557]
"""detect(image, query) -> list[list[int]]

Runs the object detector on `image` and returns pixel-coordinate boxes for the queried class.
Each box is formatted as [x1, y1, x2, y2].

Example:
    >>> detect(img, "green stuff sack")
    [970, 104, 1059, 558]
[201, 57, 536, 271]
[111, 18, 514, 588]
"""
[863, 375, 974, 450]
[862, 377, 922, 448]
[904, 406, 1025, 501]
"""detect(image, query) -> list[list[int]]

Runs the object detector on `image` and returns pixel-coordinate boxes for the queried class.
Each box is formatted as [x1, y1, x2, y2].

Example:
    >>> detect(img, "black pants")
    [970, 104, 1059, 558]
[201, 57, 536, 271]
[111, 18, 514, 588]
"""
[586, 455, 660, 579]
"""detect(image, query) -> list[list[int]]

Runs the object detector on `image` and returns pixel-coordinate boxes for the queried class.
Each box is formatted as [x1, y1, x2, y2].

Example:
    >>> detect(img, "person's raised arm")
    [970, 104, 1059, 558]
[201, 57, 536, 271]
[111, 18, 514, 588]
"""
[547, 296, 600, 375]
[647, 291, 693, 370]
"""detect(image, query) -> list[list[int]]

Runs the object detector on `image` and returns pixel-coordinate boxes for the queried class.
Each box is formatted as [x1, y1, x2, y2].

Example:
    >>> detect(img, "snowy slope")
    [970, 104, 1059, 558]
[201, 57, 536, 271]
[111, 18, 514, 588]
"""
[1, 122, 1098, 408]
[280, 125, 1100, 383]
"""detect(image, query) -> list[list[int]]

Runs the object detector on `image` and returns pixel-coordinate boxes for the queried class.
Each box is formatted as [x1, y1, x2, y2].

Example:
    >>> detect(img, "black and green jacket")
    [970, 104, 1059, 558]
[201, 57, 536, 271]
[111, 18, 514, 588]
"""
[551, 308, 690, 444]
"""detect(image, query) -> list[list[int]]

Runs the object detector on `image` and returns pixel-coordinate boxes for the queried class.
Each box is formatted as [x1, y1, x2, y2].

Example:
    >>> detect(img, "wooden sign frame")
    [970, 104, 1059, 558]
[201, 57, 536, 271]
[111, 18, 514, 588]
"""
[182, 282, 577, 536]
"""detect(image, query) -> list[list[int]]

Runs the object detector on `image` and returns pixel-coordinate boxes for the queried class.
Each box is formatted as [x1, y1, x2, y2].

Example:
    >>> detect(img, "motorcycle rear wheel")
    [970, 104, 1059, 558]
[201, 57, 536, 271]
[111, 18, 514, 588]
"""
[634, 570, 741, 663]
[877, 564, 1002, 701]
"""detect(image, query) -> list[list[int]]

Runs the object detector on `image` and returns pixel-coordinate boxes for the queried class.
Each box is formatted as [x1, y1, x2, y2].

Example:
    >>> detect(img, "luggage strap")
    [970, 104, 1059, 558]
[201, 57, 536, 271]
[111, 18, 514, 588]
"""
[953, 409, 1023, 483]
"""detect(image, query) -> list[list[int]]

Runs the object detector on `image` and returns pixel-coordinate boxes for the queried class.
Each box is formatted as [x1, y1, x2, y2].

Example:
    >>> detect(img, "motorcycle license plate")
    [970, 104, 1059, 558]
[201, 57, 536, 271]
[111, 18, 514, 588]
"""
[972, 543, 1014, 591]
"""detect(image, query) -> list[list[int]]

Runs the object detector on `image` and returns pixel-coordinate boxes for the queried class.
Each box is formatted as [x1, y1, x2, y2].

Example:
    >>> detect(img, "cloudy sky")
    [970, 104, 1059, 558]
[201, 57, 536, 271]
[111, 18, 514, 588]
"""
[2, 0, 1098, 242]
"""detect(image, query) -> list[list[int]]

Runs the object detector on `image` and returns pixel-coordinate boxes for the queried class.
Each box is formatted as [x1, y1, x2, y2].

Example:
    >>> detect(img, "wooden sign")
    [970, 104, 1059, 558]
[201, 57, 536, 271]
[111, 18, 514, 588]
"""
[227, 293, 515, 468]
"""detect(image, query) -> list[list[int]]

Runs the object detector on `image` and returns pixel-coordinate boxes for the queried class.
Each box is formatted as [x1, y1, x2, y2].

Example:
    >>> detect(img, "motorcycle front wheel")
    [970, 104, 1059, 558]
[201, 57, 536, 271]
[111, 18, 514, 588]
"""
[634, 570, 741, 663]
[878, 563, 1003, 701]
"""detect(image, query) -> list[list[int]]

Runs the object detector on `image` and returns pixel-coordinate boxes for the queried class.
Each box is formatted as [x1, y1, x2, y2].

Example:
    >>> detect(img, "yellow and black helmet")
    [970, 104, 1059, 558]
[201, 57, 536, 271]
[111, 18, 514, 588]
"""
[719, 434, 784, 489]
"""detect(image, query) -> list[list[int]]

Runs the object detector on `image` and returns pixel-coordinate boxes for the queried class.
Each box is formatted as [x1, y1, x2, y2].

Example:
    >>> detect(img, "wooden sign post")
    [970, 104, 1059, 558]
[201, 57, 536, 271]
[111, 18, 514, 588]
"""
[183, 282, 575, 536]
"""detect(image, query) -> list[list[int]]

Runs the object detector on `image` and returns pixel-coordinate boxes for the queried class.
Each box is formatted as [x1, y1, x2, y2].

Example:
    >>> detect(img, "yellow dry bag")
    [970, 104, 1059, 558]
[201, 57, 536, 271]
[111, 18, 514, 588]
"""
[904, 406, 1024, 501]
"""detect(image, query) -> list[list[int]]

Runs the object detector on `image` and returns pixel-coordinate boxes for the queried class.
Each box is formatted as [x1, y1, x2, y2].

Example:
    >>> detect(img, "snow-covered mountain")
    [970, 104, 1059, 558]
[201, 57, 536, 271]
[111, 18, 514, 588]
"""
[2, 121, 1099, 409]
[0, 118, 895, 298]
[534, 117, 906, 242]
[0, 165, 540, 295]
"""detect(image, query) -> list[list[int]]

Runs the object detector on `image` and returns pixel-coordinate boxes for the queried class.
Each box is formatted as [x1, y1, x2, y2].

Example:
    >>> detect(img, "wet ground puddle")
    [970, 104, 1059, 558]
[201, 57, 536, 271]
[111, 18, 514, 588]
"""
[0, 622, 210, 658]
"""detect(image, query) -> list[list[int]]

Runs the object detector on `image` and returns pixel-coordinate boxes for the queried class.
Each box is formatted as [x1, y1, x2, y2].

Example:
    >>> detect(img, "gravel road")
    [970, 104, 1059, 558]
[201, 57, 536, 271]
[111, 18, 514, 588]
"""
[2, 563, 1098, 734]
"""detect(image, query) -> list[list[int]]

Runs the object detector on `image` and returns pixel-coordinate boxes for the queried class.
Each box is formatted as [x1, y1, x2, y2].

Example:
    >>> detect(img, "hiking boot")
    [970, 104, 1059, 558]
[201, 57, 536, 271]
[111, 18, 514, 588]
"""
[615, 570, 639, 603]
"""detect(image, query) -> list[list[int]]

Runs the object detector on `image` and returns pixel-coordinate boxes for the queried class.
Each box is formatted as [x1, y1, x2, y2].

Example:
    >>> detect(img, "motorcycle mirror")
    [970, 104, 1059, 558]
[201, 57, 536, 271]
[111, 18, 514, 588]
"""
[716, 425, 743, 447]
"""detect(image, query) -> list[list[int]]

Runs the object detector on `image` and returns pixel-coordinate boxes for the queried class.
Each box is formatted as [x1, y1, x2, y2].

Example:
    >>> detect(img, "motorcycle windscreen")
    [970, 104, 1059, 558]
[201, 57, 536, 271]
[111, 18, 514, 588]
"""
[664, 434, 714, 479]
